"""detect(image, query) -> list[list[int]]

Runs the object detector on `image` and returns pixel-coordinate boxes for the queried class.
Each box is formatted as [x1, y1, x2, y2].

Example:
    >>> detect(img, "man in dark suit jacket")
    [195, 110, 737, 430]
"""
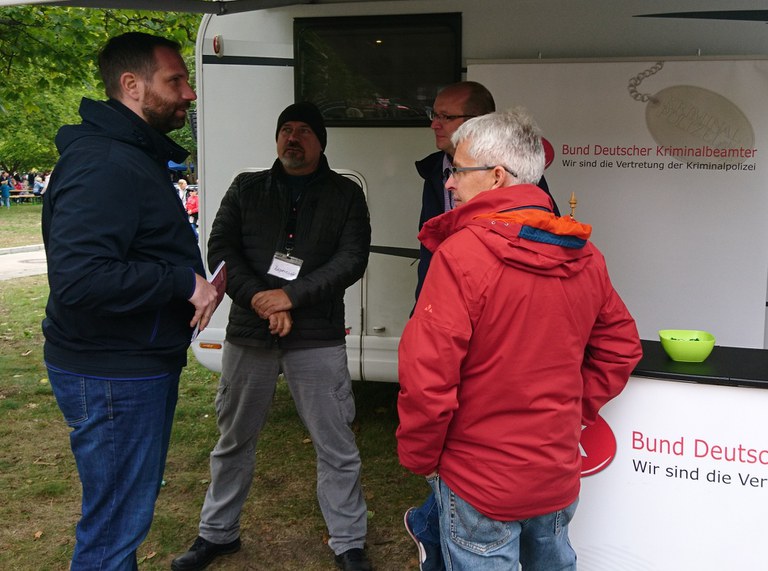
[415, 81, 559, 302]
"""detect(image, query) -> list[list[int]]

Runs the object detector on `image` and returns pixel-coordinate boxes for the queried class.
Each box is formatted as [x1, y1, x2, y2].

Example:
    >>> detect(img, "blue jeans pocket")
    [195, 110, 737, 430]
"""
[553, 498, 578, 535]
[48, 370, 88, 426]
[448, 488, 512, 555]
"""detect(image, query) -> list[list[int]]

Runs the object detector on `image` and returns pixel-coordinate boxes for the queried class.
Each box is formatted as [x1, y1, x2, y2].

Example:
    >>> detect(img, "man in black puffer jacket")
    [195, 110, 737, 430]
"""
[173, 103, 373, 571]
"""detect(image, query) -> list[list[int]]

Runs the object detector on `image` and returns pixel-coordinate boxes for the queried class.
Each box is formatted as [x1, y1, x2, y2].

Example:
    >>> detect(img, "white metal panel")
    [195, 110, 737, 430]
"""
[194, 9, 428, 381]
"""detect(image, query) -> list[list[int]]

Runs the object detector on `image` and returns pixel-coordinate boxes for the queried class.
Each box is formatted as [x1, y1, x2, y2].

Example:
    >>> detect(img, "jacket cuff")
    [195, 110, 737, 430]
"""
[174, 267, 197, 300]
[281, 284, 298, 308]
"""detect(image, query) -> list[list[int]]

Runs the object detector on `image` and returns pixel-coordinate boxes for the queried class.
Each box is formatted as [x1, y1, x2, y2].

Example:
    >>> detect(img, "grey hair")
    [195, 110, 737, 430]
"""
[450, 107, 545, 184]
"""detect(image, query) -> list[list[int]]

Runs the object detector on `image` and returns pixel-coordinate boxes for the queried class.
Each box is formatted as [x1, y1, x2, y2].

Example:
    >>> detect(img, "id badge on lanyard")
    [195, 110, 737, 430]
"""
[268, 251, 303, 281]
[270, 189, 304, 280]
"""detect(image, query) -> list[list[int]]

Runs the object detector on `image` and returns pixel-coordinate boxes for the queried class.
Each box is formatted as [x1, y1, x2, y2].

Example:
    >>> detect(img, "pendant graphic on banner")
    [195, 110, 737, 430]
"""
[628, 62, 754, 165]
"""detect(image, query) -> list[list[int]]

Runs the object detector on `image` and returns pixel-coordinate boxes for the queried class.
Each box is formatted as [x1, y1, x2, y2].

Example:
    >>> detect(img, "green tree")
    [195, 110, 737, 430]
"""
[0, 83, 96, 174]
[0, 6, 201, 173]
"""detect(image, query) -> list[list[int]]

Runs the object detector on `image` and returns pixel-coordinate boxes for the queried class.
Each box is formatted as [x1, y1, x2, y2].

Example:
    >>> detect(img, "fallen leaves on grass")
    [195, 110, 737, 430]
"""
[137, 551, 157, 563]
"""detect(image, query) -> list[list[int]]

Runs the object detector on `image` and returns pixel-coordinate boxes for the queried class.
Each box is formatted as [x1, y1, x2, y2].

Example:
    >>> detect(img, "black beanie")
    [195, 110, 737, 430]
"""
[275, 101, 327, 150]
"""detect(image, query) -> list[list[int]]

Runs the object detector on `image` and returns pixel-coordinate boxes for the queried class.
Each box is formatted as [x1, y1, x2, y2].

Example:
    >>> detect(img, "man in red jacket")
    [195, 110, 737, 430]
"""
[396, 107, 642, 570]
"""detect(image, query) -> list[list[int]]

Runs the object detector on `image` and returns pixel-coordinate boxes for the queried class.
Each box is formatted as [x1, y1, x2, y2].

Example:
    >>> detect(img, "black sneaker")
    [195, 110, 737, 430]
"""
[334, 547, 372, 571]
[171, 536, 241, 571]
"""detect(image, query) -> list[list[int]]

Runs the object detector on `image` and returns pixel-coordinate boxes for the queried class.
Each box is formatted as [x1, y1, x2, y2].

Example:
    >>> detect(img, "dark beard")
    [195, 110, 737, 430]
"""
[142, 88, 187, 134]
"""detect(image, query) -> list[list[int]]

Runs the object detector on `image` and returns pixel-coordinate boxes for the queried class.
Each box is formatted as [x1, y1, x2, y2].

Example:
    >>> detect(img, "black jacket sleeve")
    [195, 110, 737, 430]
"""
[207, 173, 273, 311]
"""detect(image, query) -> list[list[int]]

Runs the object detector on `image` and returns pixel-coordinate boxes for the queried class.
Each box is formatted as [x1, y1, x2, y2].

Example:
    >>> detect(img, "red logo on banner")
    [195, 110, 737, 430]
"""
[542, 137, 555, 169]
[580, 415, 617, 477]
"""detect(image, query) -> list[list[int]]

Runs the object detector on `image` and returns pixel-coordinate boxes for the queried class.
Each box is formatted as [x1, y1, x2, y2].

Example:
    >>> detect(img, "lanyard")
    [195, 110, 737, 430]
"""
[284, 192, 301, 255]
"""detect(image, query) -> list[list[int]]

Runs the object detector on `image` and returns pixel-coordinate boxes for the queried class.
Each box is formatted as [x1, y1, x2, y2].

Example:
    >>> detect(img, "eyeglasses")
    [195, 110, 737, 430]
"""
[426, 108, 476, 122]
[446, 165, 518, 178]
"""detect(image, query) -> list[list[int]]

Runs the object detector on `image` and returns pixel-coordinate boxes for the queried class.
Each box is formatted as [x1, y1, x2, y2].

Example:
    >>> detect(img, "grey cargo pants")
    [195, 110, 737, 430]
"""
[198, 341, 368, 555]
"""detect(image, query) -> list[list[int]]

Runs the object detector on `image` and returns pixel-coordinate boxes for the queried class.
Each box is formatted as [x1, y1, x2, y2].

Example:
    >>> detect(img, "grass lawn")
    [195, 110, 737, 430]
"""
[0, 202, 44, 249]
[0, 272, 427, 569]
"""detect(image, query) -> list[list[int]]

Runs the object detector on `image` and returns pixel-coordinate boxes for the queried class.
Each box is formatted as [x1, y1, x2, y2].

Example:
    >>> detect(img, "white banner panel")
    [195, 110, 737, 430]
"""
[470, 59, 768, 348]
[571, 376, 768, 569]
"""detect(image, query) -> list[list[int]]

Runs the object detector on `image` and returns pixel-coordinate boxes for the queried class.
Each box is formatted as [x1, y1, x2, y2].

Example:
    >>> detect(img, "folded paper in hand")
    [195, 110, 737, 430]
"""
[191, 260, 227, 341]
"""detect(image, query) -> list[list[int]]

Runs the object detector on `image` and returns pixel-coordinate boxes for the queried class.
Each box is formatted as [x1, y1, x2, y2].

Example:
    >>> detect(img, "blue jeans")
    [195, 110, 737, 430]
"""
[410, 492, 442, 546]
[48, 366, 180, 571]
[429, 477, 578, 571]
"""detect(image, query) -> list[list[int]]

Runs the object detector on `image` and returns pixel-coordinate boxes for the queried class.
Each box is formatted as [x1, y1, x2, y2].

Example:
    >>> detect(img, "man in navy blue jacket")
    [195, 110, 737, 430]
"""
[42, 32, 218, 570]
[415, 81, 559, 302]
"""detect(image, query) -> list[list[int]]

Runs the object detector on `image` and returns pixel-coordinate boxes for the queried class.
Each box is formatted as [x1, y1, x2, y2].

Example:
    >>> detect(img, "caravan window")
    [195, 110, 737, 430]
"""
[294, 13, 461, 127]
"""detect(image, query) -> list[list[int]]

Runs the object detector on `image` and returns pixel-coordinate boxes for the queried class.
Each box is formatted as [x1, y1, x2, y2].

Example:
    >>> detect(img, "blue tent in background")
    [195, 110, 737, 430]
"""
[168, 160, 194, 172]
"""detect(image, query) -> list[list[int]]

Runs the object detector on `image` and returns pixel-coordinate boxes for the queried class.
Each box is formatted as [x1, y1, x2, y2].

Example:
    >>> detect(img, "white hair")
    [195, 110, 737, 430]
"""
[451, 107, 545, 184]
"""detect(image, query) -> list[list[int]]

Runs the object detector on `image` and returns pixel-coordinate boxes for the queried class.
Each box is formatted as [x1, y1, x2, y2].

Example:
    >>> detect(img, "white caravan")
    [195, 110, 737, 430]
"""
[189, 1, 768, 378]
[4, 0, 768, 376]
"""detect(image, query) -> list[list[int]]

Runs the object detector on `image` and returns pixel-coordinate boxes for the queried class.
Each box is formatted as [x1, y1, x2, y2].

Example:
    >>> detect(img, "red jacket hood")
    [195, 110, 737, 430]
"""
[419, 184, 593, 278]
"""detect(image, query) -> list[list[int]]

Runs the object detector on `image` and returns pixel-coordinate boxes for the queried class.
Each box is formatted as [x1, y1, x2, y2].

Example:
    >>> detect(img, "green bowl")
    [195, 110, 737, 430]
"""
[658, 330, 715, 363]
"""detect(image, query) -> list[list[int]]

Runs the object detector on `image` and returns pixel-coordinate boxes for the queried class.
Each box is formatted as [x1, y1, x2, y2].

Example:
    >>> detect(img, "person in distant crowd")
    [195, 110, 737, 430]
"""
[41, 32, 219, 570]
[397, 108, 642, 570]
[177, 177, 189, 205]
[405, 81, 560, 571]
[27, 170, 36, 188]
[42, 171, 51, 193]
[185, 185, 199, 238]
[33, 176, 45, 196]
[172, 102, 373, 571]
[0, 172, 11, 208]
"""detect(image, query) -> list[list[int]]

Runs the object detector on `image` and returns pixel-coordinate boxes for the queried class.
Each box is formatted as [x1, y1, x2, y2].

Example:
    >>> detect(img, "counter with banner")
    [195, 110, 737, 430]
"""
[574, 341, 768, 569]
